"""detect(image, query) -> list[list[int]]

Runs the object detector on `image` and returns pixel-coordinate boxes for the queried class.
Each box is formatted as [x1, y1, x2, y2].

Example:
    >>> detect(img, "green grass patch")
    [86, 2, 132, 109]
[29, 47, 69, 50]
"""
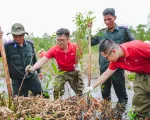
[127, 73, 135, 82]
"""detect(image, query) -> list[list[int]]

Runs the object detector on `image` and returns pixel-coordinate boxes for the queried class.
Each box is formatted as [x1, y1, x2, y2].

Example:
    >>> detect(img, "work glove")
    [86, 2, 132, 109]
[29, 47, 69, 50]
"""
[75, 64, 81, 71]
[25, 65, 34, 73]
[82, 86, 94, 94]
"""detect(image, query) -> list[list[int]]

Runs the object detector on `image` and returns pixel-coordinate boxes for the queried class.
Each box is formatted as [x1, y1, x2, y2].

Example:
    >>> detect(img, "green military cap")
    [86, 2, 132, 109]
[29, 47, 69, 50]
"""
[7, 23, 28, 35]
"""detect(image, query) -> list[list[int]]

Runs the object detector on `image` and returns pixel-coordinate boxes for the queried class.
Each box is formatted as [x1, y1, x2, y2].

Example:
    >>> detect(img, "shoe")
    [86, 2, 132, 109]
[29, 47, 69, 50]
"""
[113, 102, 126, 119]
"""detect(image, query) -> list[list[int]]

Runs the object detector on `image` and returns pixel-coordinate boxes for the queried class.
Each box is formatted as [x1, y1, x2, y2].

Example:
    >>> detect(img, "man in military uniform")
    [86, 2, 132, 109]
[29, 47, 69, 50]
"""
[89, 8, 135, 104]
[0, 23, 43, 97]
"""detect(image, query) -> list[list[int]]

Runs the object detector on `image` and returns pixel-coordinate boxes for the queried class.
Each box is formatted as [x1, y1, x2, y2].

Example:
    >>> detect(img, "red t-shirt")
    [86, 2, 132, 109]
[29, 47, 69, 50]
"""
[45, 42, 77, 71]
[109, 40, 150, 74]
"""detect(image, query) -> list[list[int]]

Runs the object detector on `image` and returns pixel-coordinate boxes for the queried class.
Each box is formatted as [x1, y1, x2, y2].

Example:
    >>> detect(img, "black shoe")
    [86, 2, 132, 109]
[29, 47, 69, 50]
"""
[113, 102, 126, 119]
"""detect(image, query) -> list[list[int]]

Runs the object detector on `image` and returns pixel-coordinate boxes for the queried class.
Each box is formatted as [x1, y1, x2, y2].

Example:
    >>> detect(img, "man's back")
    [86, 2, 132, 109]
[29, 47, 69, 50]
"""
[109, 40, 150, 74]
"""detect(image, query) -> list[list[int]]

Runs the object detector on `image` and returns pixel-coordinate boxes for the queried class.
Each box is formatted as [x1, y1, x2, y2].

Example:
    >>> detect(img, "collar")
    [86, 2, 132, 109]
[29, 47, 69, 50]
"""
[13, 40, 26, 48]
[24, 40, 27, 46]
[119, 44, 129, 57]
[114, 25, 119, 31]
[56, 42, 73, 52]
[107, 24, 119, 32]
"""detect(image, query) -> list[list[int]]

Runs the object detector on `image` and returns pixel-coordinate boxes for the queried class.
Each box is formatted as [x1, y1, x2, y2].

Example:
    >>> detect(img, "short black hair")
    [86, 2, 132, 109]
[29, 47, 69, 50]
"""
[99, 39, 115, 53]
[56, 28, 70, 37]
[102, 8, 116, 16]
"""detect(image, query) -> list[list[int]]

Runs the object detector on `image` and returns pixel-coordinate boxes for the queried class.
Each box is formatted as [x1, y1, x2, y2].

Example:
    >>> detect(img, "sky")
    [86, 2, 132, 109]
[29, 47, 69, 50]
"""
[0, 0, 150, 40]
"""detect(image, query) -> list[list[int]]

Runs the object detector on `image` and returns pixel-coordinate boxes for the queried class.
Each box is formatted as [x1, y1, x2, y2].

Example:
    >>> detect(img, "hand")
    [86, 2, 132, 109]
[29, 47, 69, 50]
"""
[38, 73, 43, 80]
[25, 65, 34, 73]
[75, 64, 81, 71]
[0, 31, 3, 39]
[82, 86, 94, 94]
[87, 21, 92, 28]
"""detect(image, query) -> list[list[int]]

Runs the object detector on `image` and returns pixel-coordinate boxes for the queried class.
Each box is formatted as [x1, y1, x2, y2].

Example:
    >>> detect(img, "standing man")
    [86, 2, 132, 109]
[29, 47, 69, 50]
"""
[89, 8, 134, 104]
[83, 39, 150, 118]
[25, 28, 84, 99]
[0, 23, 43, 97]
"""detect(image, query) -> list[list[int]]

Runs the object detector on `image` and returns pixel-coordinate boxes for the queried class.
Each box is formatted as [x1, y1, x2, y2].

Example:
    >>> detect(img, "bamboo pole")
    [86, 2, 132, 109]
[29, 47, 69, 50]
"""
[0, 27, 13, 105]
[87, 25, 92, 107]
[87, 27, 92, 88]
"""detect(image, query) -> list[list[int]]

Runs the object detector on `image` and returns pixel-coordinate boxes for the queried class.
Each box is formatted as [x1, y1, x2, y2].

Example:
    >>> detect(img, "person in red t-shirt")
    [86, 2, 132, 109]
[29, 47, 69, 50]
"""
[83, 39, 150, 117]
[25, 28, 83, 99]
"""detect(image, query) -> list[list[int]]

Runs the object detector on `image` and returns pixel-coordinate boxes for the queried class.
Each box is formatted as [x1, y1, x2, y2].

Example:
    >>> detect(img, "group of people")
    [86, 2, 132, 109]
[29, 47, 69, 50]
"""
[0, 8, 150, 117]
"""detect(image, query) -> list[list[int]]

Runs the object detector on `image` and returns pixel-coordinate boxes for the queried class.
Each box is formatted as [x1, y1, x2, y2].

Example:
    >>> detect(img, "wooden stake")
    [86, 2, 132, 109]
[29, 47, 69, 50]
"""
[87, 27, 92, 87]
[0, 27, 12, 103]
[87, 26, 92, 108]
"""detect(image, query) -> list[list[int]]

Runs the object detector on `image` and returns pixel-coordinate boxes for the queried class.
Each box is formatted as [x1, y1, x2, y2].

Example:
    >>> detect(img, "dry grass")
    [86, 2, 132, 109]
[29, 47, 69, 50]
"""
[0, 95, 128, 120]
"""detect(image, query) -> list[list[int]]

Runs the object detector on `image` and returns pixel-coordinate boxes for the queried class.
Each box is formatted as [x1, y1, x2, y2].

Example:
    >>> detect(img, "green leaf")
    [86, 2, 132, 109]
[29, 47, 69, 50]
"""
[51, 62, 58, 74]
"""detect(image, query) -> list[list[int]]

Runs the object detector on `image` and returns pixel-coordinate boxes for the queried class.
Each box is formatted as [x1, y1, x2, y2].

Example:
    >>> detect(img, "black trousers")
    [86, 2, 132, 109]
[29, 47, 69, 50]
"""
[101, 68, 128, 103]
[12, 76, 42, 97]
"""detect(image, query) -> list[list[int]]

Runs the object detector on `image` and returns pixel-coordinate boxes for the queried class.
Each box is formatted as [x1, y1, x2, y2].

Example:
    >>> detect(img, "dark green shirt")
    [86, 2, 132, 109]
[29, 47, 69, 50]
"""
[1, 40, 40, 81]
[91, 25, 135, 71]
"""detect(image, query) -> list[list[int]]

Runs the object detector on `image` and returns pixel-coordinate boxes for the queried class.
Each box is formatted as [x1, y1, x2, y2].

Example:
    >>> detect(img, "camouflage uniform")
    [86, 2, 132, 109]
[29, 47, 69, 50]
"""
[132, 73, 150, 116]
[52, 71, 83, 99]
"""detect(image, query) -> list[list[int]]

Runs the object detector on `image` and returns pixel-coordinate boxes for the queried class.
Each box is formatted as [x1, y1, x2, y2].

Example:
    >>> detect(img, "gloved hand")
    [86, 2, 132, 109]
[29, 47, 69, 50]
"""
[75, 64, 81, 71]
[25, 65, 34, 73]
[82, 86, 94, 94]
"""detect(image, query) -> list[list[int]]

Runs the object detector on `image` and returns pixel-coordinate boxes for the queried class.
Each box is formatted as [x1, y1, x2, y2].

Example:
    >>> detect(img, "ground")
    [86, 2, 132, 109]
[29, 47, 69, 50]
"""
[0, 53, 135, 119]
[0, 53, 134, 105]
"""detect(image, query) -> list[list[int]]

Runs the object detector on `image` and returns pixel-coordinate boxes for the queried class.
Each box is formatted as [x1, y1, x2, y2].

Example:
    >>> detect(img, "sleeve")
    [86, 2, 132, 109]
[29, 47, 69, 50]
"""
[108, 62, 118, 70]
[125, 28, 135, 42]
[33, 55, 41, 73]
[91, 30, 104, 46]
[91, 35, 101, 46]
[45, 47, 55, 59]
[32, 45, 41, 73]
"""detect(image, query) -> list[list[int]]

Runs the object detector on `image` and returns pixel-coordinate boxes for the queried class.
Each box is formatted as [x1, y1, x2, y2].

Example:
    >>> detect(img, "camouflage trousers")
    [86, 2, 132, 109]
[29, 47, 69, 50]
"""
[52, 71, 84, 99]
[132, 73, 150, 115]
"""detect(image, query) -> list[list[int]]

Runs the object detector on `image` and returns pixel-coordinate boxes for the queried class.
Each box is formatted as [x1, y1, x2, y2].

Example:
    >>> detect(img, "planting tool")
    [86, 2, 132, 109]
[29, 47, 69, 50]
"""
[0, 27, 13, 106]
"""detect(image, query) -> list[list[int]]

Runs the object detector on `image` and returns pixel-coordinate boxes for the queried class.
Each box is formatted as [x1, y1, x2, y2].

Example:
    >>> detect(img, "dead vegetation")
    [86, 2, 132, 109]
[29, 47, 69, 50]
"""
[0, 93, 131, 120]
[0, 54, 149, 120]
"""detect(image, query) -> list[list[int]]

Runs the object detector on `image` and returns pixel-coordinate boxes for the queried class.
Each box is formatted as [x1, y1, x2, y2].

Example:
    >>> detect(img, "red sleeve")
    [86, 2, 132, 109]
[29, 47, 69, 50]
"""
[108, 62, 118, 70]
[45, 46, 56, 59]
